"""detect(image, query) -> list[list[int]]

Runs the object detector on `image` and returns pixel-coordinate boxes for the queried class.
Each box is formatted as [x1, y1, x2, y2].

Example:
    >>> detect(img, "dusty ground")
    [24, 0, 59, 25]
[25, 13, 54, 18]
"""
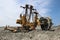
[0, 26, 60, 40]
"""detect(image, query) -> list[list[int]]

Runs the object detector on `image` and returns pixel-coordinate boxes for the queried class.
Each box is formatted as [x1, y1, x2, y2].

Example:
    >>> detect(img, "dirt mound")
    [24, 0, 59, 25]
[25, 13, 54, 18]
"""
[0, 26, 60, 40]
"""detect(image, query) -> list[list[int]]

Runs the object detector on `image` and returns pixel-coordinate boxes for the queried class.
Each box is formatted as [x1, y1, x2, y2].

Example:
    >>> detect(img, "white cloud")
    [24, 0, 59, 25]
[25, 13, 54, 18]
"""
[0, 0, 52, 26]
[0, 0, 21, 26]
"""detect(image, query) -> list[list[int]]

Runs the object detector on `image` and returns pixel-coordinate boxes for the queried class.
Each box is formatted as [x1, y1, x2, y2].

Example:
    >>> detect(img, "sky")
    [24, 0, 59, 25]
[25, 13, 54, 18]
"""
[0, 0, 60, 26]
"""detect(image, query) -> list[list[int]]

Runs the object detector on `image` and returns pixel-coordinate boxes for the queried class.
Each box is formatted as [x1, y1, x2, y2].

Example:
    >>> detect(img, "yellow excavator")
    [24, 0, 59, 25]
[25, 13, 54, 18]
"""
[4, 4, 53, 32]
[16, 4, 53, 31]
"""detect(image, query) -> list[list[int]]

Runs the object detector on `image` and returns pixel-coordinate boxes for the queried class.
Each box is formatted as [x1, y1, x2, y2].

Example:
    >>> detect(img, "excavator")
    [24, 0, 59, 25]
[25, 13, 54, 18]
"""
[4, 4, 53, 32]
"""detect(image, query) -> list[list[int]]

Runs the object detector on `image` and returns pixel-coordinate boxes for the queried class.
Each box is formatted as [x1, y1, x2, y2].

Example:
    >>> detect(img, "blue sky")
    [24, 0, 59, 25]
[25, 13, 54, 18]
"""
[0, 0, 60, 26]
[49, 0, 60, 26]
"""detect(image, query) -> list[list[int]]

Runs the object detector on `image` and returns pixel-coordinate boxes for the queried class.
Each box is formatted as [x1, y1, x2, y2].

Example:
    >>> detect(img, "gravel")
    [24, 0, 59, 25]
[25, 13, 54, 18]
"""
[0, 26, 60, 40]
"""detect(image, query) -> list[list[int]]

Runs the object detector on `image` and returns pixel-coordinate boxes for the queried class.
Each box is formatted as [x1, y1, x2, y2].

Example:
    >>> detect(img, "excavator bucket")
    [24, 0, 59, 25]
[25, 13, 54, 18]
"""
[4, 26, 18, 33]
